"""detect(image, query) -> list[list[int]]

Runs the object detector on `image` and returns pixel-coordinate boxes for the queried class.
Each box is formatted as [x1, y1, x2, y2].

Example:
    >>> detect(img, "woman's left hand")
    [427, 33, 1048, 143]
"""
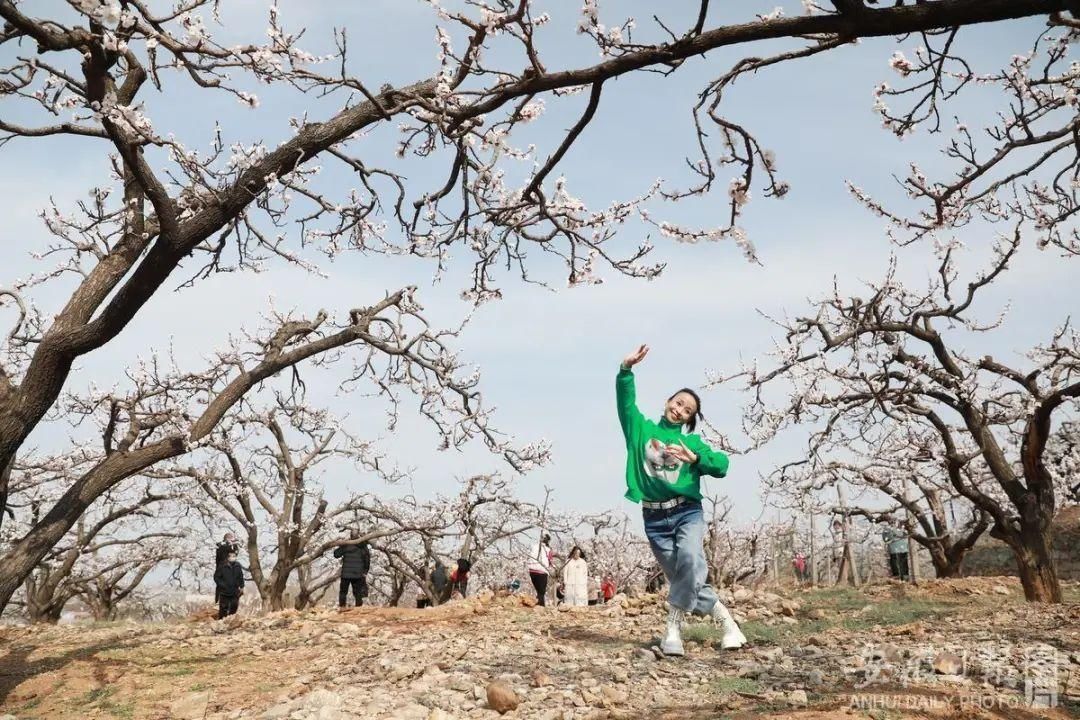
[665, 441, 697, 464]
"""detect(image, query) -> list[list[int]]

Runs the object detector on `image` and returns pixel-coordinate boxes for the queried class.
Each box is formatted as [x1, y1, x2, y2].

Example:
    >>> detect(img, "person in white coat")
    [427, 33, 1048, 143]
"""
[562, 546, 589, 607]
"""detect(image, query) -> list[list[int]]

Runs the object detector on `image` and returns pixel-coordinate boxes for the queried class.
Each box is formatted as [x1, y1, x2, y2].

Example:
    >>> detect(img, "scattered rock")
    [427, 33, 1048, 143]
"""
[755, 647, 783, 662]
[787, 689, 809, 707]
[932, 652, 964, 675]
[733, 587, 754, 603]
[633, 648, 657, 662]
[520, 595, 537, 608]
[847, 654, 866, 669]
[395, 703, 430, 719]
[6, 576, 1065, 720]
[992, 584, 1011, 596]
[486, 681, 519, 714]
[735, 662, 765, 679]
[532, 670, 554, 687]
[601, 685, 629, 705]
[871, 644, 903, 662]
[170, 690, 211, 720]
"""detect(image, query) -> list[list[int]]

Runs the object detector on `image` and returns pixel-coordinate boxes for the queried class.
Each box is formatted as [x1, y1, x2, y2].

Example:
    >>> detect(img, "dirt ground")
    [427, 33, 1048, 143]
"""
[0, 577, 1077, 720]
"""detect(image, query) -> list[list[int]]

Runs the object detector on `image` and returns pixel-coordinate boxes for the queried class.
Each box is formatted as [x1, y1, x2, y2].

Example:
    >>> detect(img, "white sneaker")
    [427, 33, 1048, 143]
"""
[711, 602, 747, 650]
[660, 607, 685, 656]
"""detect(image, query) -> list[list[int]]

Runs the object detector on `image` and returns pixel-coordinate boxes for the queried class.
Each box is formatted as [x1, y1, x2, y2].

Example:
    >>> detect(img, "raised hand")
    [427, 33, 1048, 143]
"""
[665, 441, 698, 464]
[622, 344, 649, 368]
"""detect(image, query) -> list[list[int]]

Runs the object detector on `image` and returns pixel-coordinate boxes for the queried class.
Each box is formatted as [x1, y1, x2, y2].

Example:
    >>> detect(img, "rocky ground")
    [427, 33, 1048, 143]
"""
[1, 577, 1078, 720]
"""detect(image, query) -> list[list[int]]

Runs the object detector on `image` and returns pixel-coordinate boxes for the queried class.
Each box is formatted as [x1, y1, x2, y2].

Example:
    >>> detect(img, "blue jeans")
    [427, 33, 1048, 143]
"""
[643, 500, 718, 615]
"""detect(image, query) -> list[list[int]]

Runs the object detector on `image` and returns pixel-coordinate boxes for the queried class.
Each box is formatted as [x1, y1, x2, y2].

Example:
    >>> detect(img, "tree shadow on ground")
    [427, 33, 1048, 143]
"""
[547, 625, 651, 648]
[0, 636, 141, 705]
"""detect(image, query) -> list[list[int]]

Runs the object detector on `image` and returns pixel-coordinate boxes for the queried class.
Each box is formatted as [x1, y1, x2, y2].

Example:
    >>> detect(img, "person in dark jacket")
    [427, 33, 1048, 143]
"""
[333, 531, 371, 608]
[213, 533, 239, 602]
[214, 550, 245, 619]
[431, 560, 449, 599]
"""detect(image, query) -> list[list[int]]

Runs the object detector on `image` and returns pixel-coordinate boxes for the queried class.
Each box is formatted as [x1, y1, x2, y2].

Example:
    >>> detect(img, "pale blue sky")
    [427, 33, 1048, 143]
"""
[1, 2, 1075, 529]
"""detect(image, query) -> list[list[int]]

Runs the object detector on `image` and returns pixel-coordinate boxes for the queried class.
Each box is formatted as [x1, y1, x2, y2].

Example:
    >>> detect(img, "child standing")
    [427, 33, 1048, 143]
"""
[617, 344, 747, 656]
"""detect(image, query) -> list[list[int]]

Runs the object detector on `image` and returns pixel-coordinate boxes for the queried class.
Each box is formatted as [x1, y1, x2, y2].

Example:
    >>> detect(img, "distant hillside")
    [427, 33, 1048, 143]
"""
[962, 505, 1080, 579]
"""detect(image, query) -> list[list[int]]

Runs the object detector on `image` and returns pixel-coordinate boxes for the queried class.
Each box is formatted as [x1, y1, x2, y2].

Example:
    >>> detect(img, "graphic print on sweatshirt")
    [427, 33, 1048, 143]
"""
[643, 438, 683, 484]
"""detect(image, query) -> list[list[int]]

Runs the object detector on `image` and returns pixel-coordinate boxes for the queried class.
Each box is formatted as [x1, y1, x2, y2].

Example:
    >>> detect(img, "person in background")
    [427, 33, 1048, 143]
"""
[882, 525, 910, 581]
[645, 564, 666, 594]
[432, 560, 450, 603]
[448, 558, 471, 598]
[333, 530, 371, 609]
[792, 553, 808, 584]
[528, 533, 554, 606]
[601, 575, 616, 603]
[213, 532, 240, 603]
[587, 575, 602, 606]
[416, 566, 432, 608]
[214, 549, 245, 620]
[562, 546, 589, 607]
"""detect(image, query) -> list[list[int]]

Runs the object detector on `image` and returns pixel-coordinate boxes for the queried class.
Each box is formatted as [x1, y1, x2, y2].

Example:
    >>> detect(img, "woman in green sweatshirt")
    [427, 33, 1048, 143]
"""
[617, 344, 747, 656]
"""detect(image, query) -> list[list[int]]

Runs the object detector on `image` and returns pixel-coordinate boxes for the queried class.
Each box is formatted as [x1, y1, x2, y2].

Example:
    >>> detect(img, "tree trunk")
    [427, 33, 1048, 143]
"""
[267, 576, 289, 612]
[1012, 531, 1062, 603]
[389, 578, 406, 607]
[25, 595, 65, 624]
[89, 597, 117, 621]
[0, 439, 182, 613]
[259, 572, 290, 613]
[925, 540, 974, 579]
[22, 575, 67, 624]
[294, 590, 311, 610]
[932, 557, 964, 578]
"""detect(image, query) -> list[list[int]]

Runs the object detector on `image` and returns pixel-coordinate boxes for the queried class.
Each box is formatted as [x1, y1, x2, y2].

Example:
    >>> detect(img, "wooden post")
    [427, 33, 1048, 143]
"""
[837, 485, 860, 586]
[902, 477, 919, 584]
[769, 531, 779, 586]
[809, 512, 818, 587]
[826, 545, 834, 585]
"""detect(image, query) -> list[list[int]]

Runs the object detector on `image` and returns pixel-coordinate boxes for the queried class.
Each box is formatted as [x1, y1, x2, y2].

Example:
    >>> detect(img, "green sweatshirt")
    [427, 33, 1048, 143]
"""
[616, 366, 729, 503]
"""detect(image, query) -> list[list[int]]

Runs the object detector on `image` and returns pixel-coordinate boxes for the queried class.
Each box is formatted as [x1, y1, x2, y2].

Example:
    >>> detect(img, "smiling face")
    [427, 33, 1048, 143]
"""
[664, 391, 699, 426]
